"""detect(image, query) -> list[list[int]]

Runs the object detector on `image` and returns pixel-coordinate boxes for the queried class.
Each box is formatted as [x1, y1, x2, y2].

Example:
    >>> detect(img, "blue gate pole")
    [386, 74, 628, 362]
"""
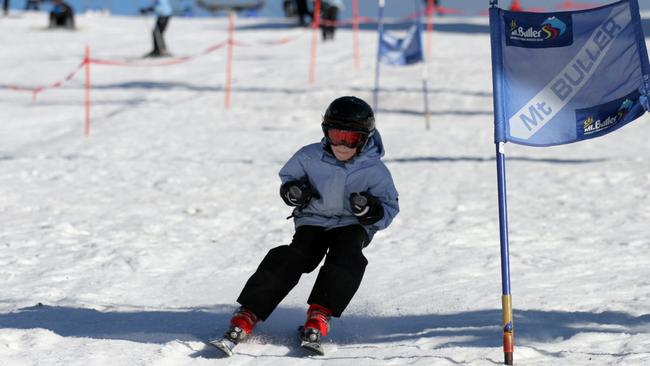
[488, 0, 514, 364]
[373, 0, 386, 112]
[496, 142, 513, 365]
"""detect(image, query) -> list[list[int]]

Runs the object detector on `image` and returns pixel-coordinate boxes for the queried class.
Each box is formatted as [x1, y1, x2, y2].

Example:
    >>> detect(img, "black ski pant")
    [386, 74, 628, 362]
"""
[237, 224, 369, 321]
[321, 6, 339, 41]
[152, 16, 170, 55]
[295, 0, 311, 26]
[49, 11, 74, 29]
[25, 0, 39, 11]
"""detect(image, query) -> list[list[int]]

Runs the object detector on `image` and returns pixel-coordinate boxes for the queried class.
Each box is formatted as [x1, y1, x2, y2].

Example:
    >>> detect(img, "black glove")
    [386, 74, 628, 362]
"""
[280, 179, 319, 208]
[139, 7, 152, 14]
[350, 192, 384, 225]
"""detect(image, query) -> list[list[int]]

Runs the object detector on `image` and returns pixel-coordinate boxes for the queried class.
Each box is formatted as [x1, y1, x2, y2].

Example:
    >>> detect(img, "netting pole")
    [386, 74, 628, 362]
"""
[373, 0, 385, 111]
[85, 45, 91, 137]
[225, 11, 235, 109]
[309, 0, 321, 84]
[353, 0, 360, 69]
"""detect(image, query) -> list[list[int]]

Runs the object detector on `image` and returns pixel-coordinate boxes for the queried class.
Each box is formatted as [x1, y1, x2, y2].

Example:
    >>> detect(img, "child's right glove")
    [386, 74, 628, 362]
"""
[280, 180, 319, 208]
[350, 192, 384, 225]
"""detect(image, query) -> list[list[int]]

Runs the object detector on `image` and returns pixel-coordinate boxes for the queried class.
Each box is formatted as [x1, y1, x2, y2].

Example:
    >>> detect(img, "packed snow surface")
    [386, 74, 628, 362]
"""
[1, 11, 650, 366]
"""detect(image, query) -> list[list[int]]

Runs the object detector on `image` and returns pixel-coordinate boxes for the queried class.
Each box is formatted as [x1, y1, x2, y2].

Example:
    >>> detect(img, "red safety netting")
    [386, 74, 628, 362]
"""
[0, 61, 86, 100]
[0, 30, 305, 96]
[0, 5, 467, 135]
[89, 32, 305, 66]
[318, 6, 465, 27]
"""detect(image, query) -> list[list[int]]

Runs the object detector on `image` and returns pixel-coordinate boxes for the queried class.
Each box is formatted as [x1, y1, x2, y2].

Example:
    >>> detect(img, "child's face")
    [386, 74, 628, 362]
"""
[331, 144, 357, 161]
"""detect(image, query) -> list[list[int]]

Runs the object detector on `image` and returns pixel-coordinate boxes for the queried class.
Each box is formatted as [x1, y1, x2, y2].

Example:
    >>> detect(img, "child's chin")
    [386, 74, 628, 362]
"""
[335, 154, 354, 161]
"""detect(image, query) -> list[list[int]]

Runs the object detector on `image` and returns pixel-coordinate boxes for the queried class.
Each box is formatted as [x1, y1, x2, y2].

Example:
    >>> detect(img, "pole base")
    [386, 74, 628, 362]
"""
[504, 352, 513, 365]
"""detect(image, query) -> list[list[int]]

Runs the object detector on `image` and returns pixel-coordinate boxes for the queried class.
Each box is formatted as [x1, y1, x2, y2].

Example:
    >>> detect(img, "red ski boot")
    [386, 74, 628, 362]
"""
[210, 306, 259, 357]
[226, 306, 259, 343]
[299, 304, 332, 355]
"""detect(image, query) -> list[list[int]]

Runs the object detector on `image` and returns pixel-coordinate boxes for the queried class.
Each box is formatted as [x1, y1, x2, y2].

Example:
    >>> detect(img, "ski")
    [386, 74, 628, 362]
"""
[298, 326, 325, 356]
[208, 337, 236, 357]
[208, 326, 326, 357]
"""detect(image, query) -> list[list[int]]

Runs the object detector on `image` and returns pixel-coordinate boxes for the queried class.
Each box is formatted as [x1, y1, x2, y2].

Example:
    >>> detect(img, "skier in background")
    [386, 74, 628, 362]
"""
[48, 0, 75, 29]
[140, 0, 173, 57]
[181, 5, 193, 17]
[509, 0, 522, 12]
[296, 0, 312, 26]
[25, 0, 39, 10]
[320, 0, 343, 41]
[422, 0, 440, 9]
[3, 0, 9, 16]
[211, 96, 400, 356]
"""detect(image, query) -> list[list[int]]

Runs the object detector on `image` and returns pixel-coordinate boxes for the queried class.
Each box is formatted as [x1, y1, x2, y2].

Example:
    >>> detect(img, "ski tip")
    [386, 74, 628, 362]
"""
[301, 341, 325, 356]
[298, 326, 325, 356]
[208, 338, 235, 357]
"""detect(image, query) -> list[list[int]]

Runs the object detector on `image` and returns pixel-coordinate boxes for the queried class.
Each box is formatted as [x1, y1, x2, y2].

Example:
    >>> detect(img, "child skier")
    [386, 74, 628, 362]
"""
[211, 96, 399, 356]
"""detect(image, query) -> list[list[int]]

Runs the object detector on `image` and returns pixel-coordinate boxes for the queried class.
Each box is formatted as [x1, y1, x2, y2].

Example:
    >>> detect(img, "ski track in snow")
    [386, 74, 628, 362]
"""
[1, 11, 650, 366]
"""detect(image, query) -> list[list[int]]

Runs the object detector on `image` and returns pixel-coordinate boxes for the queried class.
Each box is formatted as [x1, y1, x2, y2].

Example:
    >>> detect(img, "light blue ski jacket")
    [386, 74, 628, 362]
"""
[154, 0, 173, 17]
[322, 0, 344, 11]
[279, 131, 399, 241]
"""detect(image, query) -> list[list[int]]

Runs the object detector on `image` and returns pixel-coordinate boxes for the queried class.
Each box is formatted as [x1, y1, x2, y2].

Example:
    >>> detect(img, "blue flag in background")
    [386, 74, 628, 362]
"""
[490, 0, 650, 146]
[379, 24, 424, 66]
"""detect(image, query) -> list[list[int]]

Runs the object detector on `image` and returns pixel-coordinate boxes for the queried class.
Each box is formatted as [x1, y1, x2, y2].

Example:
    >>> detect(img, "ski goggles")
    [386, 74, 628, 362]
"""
[325, 128, 368, 148]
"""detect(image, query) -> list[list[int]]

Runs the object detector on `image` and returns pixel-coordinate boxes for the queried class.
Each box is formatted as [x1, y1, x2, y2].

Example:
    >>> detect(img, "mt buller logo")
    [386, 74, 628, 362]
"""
[505, 13, 573, 48]
[541, 17, 567, 39]
[575, 91, 642, 139]
[582, 99, 634, 135]
[510, 17, 566, 41]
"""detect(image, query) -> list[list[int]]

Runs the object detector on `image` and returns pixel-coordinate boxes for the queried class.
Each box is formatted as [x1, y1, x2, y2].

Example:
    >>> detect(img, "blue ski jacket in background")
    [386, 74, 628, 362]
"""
[153, 0, 172, 17]
[279, 131, 399, 241]
[322, 0, 345, 11]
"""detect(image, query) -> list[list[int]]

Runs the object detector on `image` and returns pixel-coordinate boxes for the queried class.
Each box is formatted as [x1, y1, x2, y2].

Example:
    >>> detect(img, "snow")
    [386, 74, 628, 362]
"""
[1, 11, 650, 366]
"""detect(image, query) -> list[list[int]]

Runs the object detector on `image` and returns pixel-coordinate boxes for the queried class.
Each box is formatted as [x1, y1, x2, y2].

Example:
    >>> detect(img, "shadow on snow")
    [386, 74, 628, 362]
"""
[234, 21, 491, 34]
[385, 156, 609, 164]
[1, 305, 648, 350]
[89, 83, 493, 99]
[234, 18, 650, 37]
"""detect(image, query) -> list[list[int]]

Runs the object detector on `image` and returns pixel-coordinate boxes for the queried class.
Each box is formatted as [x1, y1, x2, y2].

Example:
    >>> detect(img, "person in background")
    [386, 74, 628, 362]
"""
[320, 0, 343, 41]
[140, 0, 173, 57]
[25, 0, 39, 11]
[3, 0, 9, 16]
[423, 0, 442, 16]
[295, 0, 312, 26]
[509, 0, 522, 12]
[181, 5, 193, 17]
[422, 0, 440, 8]
[49, 0, 75, 29]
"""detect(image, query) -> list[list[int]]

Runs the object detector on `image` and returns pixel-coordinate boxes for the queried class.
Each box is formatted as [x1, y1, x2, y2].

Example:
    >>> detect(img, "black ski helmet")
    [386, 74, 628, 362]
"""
[322, 96, 376, 134]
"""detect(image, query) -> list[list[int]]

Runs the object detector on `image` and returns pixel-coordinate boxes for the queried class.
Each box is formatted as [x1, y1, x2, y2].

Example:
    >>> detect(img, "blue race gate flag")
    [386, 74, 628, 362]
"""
[379, 24, 424, 66]
[490, 0, 650, 146]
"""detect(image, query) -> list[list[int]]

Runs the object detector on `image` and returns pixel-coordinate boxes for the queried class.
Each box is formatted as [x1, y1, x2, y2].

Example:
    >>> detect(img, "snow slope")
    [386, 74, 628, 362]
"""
[1, 11, 650, 366]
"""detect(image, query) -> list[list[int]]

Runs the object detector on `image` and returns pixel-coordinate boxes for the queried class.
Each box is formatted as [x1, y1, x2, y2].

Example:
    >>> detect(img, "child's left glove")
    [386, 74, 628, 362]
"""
[349, 192, 384, 225]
